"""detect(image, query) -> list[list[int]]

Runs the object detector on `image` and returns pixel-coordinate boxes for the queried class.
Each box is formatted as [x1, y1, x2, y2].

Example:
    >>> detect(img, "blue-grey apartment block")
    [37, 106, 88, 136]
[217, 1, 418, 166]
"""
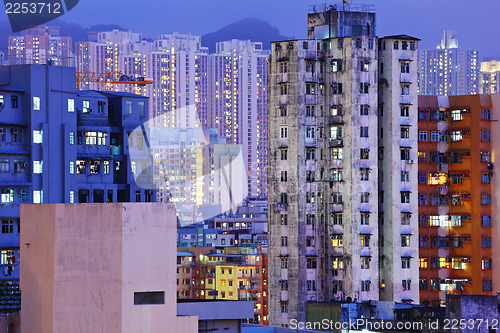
[0, 64, 155, 312]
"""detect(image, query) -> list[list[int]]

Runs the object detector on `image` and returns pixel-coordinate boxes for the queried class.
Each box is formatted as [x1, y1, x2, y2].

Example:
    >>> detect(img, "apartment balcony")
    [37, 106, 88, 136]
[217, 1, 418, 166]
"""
[304, 52, 318, 61]
[329, 159, 342, 169]
[400, 95, 411, 105]
[327, 115, 344, 125]
[400, 73, 411, 83]
[304, 73, 317, 82]
[305, 140, 317, 147]
[304, 95, 317, 105]
[329, 138, 344, 147]
[400, 117, 411, 126]
[277, 203, 288, 211]
[77, 144, 112, 157]
[330, 203, 343, 212]
[278, 73, 287, 83]
[110, 145, 122, 155]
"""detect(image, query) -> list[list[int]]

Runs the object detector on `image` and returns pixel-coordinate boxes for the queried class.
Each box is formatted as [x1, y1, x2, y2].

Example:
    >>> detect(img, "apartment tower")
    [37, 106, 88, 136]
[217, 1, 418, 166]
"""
[267, 3, 419, 326]
[419, 30, 479, 96]
[418, 94, 500, 306]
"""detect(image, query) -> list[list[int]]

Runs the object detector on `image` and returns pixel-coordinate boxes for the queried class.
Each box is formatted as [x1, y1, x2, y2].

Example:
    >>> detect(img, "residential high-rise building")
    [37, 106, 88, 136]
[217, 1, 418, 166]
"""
[378, 35, 420, 305]
[418, 94, 500, 307]
[0, 64, 155, 312]
[267, 4, 419, 326]
[209, 40, 268, 198]
[75, 30, 150, 95]
[480, 60, 500, 94]
[418, 30, 479, 96]
[145, 126, 245, 225]
[76, 32, 268, 201]
[8, 26, 73, 66]
[148, 33, 208, 129]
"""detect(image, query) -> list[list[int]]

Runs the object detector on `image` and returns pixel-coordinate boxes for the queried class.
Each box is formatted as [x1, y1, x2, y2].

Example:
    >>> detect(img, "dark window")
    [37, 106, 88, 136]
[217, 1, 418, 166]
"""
[134, 291, 165, 305]
[145, 190, 153, 202]
[418, 109, 427, 120]
[10, 96, 18, 108]
[93, 189, 104, 203]
[78, 189, 89, 203]
[97, 101, 106, 113]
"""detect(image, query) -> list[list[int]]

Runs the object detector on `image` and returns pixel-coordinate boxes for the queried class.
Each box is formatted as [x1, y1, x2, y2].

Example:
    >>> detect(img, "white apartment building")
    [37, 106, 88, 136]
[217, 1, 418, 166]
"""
[419, 30, 479, 96]
[8, 26, 73, 66]
[480, 60, 500, 94]
[209, 40, 268, 198]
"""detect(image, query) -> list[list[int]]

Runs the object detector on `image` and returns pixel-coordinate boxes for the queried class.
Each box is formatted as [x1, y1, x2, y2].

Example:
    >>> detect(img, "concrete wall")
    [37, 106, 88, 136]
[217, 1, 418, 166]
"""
[21, 203, 197, 333]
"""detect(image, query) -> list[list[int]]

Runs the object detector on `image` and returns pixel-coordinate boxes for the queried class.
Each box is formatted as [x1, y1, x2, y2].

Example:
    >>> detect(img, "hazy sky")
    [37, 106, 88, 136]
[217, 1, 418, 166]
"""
[4, 0, 500, 57]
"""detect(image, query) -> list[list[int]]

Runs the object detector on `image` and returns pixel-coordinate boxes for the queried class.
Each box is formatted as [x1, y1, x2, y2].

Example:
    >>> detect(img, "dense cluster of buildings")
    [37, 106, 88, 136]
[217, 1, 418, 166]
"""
[177, 245, 268, 324]
[2, 2, 500, 332]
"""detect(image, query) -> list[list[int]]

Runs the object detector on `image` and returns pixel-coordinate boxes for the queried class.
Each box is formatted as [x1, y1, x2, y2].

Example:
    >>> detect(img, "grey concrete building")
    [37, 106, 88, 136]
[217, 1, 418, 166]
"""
[267, 4, 419, 327]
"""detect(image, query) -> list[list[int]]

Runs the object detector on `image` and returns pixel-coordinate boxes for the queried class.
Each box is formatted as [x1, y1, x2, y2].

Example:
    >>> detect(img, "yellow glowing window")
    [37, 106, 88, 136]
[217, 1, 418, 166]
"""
[439, 258, 449, 269]
[428, 173, 447, 185]
[419, 258, 428, 269]
[332, 257, 343, 269]
[332, 235, 343, 247]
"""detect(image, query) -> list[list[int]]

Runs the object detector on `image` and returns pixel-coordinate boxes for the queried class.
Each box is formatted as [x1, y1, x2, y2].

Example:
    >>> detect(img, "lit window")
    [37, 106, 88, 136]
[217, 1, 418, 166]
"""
[98, 132, 107, 146]
[86, 131, 97, 145]
[126, 100, 133, 114]
[69, 161, 74, 174]
[0, 189, 13, 203]
[83, 100, 90, 113]
[33, 190, 42, 204]
[361, 257, 370, 269]
[69, 190, 75, 203]
[33, 130, 43, 144]
[69, 131, 75, 144]
[68, 99, 75, 112]
[33, 97, 40, 110]
[33, 161, 43, 174]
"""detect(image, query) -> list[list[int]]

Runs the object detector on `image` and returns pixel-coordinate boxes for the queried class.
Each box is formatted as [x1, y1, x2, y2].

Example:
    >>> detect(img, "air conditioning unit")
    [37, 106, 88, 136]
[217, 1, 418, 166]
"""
[23, 163, 29, 168]
[408, 160, 414, 164]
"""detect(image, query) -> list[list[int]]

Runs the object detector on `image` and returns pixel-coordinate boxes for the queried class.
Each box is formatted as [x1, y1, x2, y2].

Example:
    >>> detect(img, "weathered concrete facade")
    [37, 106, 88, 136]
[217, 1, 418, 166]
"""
[267, 5, 420, 327]
[378, 36, 420, 304]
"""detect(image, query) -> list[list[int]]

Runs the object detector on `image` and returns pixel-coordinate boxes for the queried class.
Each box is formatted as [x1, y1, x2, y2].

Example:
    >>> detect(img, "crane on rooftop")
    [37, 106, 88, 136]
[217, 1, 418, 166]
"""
[76, 71, 153, 90]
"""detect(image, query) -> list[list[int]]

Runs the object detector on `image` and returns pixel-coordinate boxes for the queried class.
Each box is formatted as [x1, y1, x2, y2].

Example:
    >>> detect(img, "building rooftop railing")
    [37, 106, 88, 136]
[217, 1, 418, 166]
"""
[309, 2, 375, 14]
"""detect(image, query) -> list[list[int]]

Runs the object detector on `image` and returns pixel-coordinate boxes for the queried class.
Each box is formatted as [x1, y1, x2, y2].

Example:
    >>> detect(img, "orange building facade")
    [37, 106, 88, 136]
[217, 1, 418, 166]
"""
[418, 94, 500, 307]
